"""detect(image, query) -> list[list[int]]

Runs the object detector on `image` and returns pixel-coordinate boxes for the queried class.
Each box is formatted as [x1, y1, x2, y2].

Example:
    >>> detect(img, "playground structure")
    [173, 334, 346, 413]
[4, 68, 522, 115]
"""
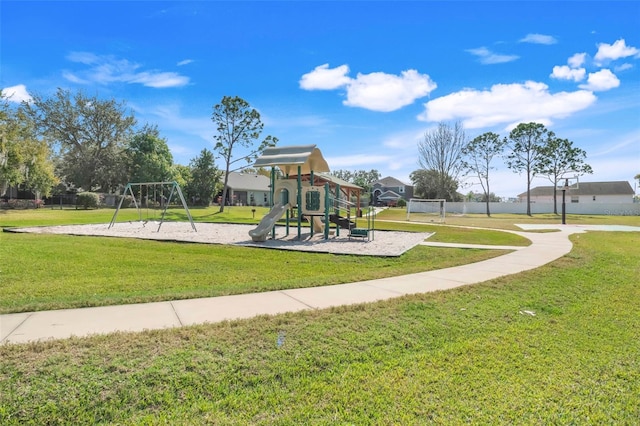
[109, 181, 197, 232]
[249, 145, 374, 242]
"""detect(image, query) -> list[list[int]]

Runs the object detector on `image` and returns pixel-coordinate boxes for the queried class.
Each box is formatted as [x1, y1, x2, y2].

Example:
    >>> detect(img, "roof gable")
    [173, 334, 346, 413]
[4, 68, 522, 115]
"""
[374, 176, 409, 188]
[378, 190, 401, 200]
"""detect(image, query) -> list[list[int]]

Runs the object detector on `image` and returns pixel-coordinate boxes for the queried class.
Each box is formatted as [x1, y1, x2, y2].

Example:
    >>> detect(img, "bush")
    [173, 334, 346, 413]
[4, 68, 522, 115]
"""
[397, 198, 407, 208]
[121, 195, 135, 208]
[0, 199, 43, 209]
[76, 192, 100, 209]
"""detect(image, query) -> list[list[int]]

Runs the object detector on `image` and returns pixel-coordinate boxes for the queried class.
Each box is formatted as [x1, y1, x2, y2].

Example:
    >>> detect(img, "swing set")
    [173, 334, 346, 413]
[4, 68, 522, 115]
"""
[109, 181, 197, 232]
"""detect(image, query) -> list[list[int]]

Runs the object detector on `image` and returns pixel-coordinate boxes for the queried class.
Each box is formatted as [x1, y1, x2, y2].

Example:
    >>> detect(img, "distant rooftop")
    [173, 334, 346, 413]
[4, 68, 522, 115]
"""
[374, 176, 411, 187]
[226, 172, 270, 191]
[519, 181, 634, 197]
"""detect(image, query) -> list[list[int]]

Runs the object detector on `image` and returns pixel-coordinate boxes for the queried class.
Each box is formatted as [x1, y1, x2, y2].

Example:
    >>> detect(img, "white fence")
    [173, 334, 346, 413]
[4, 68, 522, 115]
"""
[446, 202, 640, 216]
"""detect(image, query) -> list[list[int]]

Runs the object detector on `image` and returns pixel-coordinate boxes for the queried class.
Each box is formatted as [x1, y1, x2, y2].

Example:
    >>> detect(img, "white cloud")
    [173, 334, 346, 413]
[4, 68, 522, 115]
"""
[579, 69, 620, 91]
[344, 70, 437, 112]
[299, 64, 351, 90]
[419, 81, 597, 129]
[568, 53, 587, 68]
[130, 72, 190, 88]
[550, 65, 586, 82]
[177, 59, 194, 66]
[64, 51, 189, 88]
[167, 142, 196, 159]
[62, 71, 90, 84]
[382, 128, 425, 150]
[466, 47, 519, 64]
[591, 130, 639, 157]
[144, 104, 214, 142]
[594, 39, 640, 64]
[66, 51, 100, 65]
[614, 63, 633, 72]
[300, 64, 436, 112]
[520, 33, 557, 45]
[326, 154, 393, 168]
[1, 84, 33, 103]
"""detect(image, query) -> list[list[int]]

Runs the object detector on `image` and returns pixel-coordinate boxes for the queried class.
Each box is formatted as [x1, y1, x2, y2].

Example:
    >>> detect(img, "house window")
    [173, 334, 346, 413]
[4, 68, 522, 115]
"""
[593, 196, 596, 201]
[399, 186, 404, 193]
[571, 196, 579, 203]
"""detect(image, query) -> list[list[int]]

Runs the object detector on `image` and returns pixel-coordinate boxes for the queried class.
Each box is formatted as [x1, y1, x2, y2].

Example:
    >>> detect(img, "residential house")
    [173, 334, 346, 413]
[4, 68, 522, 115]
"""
[371, 176, 414, 206]
[222, 172, 271, 206]
[518, 181, 635, 204]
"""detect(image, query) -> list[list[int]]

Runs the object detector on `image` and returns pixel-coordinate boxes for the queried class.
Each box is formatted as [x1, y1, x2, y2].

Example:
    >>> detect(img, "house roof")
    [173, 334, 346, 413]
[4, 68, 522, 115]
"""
[226, 172, 270, 191]
[519, 181, 634, 197]
[253, 144, 330, 175]
[374, 176, 410, 188]
[378, 190, 402, 200]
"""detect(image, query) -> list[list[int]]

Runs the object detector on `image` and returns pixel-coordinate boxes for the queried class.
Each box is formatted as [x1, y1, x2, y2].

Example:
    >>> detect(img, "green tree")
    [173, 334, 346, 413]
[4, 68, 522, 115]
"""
[352, 169, 381, 193]
[331, 169, 354, 183]
[237, 166, 271, 178]
[1, 92, 58, 198]
[505, 122, 549, 216]
[480, 192, 501, 202]
[461, 132, 506, 217]
[410, 169, 460, 201]
[538, 134, 593, 214]
[26, 88, 136, 192]
[126, 124, 175, 184]
[211, 96, 277, 212]
[186, 148, 221, 206]
[331, 169, 381, 193]
[20, 134, 59, 198]
[1, 93, 26, 195]
[173, 164, 192, 190]
[417, 121, 466, 199]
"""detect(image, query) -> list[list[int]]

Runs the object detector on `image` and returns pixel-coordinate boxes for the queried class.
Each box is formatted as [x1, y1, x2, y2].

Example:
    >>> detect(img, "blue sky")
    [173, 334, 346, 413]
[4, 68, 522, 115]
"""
[2, 1, 639, 198]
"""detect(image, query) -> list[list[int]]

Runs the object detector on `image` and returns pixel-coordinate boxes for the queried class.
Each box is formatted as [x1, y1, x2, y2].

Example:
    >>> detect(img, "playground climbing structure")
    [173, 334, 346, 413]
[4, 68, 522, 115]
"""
[249, 145, 373, 242]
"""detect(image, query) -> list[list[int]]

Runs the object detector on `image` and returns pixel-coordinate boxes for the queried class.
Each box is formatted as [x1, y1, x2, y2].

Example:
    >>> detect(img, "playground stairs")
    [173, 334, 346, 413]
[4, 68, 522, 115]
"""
[329, 213, 355, 230]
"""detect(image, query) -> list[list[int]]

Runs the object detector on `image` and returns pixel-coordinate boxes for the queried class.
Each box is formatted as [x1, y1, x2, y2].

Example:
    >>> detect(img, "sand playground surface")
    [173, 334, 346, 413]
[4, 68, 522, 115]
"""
[8, 221, 433, 257]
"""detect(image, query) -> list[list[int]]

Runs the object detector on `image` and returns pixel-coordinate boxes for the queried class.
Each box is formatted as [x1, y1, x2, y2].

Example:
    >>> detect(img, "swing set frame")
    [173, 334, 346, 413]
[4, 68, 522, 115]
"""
[109, 181, 197, 232]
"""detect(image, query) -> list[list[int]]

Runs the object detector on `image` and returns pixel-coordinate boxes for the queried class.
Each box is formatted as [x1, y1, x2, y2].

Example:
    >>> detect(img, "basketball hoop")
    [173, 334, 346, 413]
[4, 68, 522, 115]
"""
[556, 175, 579, 192]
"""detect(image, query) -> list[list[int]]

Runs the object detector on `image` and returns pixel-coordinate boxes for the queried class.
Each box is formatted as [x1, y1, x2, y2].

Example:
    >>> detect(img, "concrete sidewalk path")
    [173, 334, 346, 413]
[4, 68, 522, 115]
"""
[2, 225, 635, 345]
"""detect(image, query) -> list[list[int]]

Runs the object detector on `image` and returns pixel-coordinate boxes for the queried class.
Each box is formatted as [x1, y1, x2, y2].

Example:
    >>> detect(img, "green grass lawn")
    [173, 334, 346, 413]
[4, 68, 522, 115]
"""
[1, 231, 638, 424]
[0, 207, 532, 313]
[0, 205, 271, 227]
[375, 220, 531, 245]
[377, 207, 640, 230]
[0, 232, 505, 314]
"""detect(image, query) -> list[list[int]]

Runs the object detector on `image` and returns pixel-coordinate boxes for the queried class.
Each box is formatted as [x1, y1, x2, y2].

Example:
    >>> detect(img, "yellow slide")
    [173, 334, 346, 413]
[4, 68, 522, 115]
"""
[311, 216, 324, 233]
[249, 203, 289, 242]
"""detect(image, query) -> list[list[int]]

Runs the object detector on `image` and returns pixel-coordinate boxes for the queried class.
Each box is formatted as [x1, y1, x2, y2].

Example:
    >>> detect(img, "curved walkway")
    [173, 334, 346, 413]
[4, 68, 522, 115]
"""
[1, 225, 636, 345]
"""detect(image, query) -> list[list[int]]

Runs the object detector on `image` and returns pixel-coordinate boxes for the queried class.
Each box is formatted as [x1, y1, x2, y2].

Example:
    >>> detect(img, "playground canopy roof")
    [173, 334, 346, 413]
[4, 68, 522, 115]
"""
[254, 144, 330, 176]
[315, 172, 363, 190]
